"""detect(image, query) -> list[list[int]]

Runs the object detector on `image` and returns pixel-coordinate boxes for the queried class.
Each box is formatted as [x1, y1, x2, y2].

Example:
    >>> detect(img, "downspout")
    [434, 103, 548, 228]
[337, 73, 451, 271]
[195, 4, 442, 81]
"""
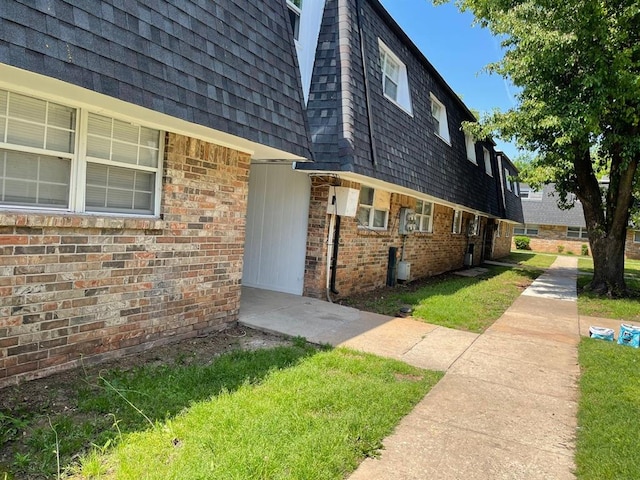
[355, 0, 378, 168]
[326, 213, 341, 302]
[330, 215, 341, 295]
[326, 213, 336, 302]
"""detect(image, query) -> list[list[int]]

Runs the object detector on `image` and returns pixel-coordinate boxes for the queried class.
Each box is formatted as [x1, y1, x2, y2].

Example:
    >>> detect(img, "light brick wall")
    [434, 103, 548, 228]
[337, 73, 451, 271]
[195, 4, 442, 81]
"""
[303, 178, 484, 298]
[512, 225, 590, 255]
[492, 223, 514, 258]
[0, 133, 250, 387]
[625, 230, 640, 260]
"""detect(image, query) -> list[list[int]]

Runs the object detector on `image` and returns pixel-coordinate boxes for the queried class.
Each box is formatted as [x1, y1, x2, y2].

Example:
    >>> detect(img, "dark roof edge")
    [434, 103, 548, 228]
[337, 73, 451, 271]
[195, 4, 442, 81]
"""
[368, 0, 477, 123]
[496, 151, 519, 173]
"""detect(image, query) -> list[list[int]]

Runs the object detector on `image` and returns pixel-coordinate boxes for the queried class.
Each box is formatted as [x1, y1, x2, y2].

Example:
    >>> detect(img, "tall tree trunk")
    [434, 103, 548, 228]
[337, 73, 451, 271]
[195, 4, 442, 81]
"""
[573, 143, 638, 296]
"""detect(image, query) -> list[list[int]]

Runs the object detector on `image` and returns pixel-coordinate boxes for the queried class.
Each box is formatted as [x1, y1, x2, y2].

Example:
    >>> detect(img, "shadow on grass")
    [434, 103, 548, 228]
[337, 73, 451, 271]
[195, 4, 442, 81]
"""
[502, 251, 539, 263]
[1, 339, 321, 479]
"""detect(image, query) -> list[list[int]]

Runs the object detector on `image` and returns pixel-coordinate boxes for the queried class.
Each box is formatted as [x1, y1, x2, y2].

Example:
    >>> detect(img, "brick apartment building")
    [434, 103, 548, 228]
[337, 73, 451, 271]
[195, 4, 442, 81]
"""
[0, 0, 523, 386]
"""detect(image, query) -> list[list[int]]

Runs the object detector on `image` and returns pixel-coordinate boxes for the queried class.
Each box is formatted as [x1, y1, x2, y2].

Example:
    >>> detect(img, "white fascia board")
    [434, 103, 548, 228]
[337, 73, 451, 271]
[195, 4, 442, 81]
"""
[300, 169, 500, 218]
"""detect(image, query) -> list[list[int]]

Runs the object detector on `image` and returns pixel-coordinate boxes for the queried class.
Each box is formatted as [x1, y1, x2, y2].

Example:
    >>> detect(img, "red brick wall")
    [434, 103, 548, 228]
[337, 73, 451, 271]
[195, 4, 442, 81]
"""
[0, 133, 250, 387]
[511, 225, 590, 255]
[303, 178, 485, 298]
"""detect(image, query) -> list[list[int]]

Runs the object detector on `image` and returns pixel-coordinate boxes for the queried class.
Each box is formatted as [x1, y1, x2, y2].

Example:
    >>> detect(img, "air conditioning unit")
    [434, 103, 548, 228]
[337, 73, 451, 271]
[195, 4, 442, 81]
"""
[326, 186, 359, 217]
[399, 207, 416, 235]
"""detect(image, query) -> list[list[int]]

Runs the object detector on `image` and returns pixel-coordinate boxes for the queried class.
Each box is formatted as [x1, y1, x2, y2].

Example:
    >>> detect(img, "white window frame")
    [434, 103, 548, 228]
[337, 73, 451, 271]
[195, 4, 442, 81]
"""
[634, 231, 640, 243]
[0, 88, 163, 217]
[483, 147, 492, 176]
[430, 93, 450, 144]
[468, 214, 480, 236]
[504, 168, 512, 191]
[465, 133, 476, 164]
[287, 0, 302, 41]
[452, 209, 462, 234]
[415, 199, 434, 233]
[505, 223, 512, 237]
[357, 186, 389, 230]
[378, 40, 412, 115]
[520, 187, 542, 200]
[567, 226, 588, 239]
[513, 224, 539, 236]
[497, 221, 502, 237]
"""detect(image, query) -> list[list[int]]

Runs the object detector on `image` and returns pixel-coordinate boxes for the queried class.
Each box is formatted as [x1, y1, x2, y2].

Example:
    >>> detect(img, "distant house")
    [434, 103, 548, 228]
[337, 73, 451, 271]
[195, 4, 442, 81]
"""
[515, 184, 640, 259]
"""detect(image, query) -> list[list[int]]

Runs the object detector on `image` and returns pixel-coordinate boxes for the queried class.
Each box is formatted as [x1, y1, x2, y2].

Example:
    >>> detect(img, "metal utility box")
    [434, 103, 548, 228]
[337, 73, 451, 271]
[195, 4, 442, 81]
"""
[326, 186, 359, 217]
[398, 261, 411, 281]
[399, 207, 416, 234]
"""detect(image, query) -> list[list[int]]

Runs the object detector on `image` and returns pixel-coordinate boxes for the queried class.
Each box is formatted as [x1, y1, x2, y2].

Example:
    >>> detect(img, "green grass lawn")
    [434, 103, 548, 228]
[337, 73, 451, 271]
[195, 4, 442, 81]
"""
[343, 266, 542, 333]
[577, 338, 640, 479]
[67, 347, 440, 479]
[577, 259, 640, 321]
[500, 251, 558, 268]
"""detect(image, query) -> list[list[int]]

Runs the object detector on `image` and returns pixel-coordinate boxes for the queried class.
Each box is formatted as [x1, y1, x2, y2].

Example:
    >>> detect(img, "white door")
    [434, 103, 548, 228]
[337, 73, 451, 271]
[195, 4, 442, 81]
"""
[242, 164, 310, 295]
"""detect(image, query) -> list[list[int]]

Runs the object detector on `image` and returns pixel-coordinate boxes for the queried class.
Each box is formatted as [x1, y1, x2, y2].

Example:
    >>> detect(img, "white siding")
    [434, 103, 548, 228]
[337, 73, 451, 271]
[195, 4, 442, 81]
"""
[242, 164, 310, 295]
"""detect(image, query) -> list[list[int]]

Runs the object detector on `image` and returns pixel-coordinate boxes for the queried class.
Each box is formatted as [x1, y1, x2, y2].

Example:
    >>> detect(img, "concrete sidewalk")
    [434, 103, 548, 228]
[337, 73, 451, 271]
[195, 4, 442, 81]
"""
[240, 257, 580, 478]
[349, 256, 580, 480]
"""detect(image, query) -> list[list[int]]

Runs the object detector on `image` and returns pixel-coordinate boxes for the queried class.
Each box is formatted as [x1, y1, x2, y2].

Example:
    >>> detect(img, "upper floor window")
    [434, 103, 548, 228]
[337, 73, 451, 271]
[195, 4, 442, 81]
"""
[0, 88, 162, 215]
[504, 168, 512, 191]
[378, 40, 412, 115]
[483, 147, 492, 176]
[452, 209, 462, 234]
[465, 133, 476, 164]
[415, 199, 433, 233]
[287, 0, 302, 41]
[430, 94, 450, 144]
[567, 226, 588, 239]
[357, 186, 389, 230]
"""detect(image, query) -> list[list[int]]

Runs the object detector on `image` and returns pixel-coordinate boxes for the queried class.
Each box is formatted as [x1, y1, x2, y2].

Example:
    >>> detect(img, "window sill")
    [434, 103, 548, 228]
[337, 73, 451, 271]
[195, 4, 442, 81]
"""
[0, 209, 165, 231]
[434, 133, 451, 146]
[383, 94, 414, 117]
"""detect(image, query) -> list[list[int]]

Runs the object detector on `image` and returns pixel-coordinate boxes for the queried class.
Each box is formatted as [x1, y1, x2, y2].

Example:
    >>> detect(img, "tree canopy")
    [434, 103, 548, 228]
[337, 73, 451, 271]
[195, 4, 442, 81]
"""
[439, 0, 640, 295]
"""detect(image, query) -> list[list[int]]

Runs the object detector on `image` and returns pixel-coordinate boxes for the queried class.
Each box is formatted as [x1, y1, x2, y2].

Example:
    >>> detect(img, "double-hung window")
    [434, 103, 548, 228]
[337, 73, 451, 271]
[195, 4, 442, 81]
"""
[0, 88, 162, 216]
[469, 215, 480, 236]
[415, 199, 433, 233]
[357, 186, 389, 229]
[0, 91, 75, 208]
[634, 231, 640, 243]
[378, 40, 412, 114]
[567, 226, 588, 239]
[504, 168, 512, 191]
[430, 94, 450, 144]
[452, 209, 462, 234]
[483, 147, 492, 176]
[465, 133, 476, 164]
[287, 0, 302, 41]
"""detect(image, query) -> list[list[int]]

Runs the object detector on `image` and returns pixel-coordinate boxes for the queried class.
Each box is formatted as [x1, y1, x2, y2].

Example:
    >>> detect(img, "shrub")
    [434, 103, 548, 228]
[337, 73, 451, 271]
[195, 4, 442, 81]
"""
[514, 236, 531, 250]
[557, 245, 565, 253]
[582, 244, 589, 256]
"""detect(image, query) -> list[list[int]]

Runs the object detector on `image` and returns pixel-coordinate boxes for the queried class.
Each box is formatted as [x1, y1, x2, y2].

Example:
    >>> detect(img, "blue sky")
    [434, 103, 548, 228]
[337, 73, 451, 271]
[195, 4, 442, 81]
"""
[379, 0, 521, 159]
